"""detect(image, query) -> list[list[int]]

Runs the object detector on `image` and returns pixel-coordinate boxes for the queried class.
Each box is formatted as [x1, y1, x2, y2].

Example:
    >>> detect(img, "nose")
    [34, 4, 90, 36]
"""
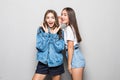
[48, 18, 52, 22]
[61, 16, 64, 20]
[61, 15, 63, 18]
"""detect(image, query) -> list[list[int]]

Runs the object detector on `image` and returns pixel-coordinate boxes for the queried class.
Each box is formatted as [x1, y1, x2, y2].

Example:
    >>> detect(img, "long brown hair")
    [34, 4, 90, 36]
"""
[62, 7, 82, 42]
[43, 9, 63, 39]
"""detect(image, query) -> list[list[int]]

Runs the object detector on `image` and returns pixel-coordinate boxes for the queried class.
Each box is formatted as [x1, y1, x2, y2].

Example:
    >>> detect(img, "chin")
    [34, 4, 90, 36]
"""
[49, 26, 53, 28]
[62, 22, 67, 24]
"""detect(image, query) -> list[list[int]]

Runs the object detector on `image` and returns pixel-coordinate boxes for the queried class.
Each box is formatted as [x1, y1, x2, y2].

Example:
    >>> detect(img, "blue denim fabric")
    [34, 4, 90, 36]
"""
[36, 27, 65, 67]
[66, 44, 85, 68]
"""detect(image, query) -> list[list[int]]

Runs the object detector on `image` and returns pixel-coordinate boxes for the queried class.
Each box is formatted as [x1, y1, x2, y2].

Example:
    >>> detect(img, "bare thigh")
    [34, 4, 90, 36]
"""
[32, 73, 46, 80]
[71, 68, 84, 80]
[52, 75, 61, 80]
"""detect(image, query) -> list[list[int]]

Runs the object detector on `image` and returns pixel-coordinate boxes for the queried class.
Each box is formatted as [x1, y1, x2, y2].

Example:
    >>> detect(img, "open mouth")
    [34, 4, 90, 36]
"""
[48, 22, 54, 27]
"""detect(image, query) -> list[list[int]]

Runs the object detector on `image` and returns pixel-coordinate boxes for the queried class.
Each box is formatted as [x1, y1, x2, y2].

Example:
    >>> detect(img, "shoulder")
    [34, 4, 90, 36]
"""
[66, 26, 73, 32]
[66, 26, 71, 30]
[66, 26, 74, 34]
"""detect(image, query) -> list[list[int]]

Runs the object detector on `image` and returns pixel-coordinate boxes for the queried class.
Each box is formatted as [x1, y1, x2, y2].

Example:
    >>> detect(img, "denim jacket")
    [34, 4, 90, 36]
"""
[36, 27, 65, 67]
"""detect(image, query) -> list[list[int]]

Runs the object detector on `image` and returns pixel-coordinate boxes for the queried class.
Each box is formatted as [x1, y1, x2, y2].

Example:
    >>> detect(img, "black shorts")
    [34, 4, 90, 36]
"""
[35, 61, 64, 76]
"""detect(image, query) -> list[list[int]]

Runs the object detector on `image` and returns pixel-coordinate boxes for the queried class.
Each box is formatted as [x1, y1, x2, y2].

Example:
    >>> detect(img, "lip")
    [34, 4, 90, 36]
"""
[61, 18, 66, 21]
[48, 23, 54, 25]
[62, 19, 66, 22]
[48, 22, 54, 27]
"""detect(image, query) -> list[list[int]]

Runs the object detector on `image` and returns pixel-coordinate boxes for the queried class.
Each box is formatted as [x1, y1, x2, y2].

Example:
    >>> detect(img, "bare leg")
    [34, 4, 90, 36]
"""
[71, 68, 84, 80]
[32, 73, 46, 80]
[52, 75, 61, 80]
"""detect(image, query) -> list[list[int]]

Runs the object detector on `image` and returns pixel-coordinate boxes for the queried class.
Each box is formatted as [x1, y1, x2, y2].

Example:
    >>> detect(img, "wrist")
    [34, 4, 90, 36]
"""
[68, 63, 71, 66]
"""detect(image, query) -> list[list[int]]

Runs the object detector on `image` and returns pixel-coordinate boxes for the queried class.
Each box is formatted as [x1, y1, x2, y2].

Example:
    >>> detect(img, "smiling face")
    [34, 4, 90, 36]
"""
[61, 10, 69, 25]
[43, 10, 59, 29]
[45, 12, 55, 28]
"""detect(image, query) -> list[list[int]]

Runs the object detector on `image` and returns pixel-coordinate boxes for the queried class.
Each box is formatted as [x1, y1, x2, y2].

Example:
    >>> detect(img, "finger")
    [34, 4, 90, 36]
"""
[41, 23, 45, 29]
[40, 22, 43, 27]
[46, 27, 48, 31]
[56, 27, 60, 32]
[44, 23, 47, 28]
[68, 69, 72, 74]
[52, 27, 56, 33]
[42, 26, 46, 31]
[57, 26, 60, 30]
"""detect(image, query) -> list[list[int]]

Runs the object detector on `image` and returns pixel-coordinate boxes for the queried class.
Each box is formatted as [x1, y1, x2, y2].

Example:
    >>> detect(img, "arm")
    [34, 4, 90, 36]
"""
[36, 28, 49, 52]
[65, 26, 75, 74]
[67, 40, 74, 74]
[67, 40, 74, 66]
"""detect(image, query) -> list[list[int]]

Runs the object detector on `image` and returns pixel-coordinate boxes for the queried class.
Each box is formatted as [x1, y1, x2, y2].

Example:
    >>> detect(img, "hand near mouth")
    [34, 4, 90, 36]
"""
[40, 23, 48, 33]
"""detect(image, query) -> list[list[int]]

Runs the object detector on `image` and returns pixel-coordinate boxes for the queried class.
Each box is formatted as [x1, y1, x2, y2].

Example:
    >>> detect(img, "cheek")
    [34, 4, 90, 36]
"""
[66, 18, 69, 22]
[66, 16, 69, 22]
[53, 19, 55, 22]
[64, 17, 69, 23]
[46, 19, 49, 23]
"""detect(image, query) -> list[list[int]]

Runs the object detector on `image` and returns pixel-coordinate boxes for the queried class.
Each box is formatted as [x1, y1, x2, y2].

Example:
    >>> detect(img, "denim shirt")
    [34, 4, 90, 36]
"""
[36, 27, 65, 67]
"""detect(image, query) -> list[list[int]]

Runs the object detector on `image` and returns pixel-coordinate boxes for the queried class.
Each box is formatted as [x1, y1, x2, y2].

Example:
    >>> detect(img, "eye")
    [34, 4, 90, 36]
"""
[51, 16, 55, 19]
[46, 16, 49, 19]
[64, 14, 67, 16]
[64, 13, 68, 16]
[61, 13, 67, 16]
[61, 13, 63, 16]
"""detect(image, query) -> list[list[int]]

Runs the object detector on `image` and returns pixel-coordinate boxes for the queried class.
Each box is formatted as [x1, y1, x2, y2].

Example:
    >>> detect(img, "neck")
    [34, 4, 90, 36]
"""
[49, 27, 54, 30]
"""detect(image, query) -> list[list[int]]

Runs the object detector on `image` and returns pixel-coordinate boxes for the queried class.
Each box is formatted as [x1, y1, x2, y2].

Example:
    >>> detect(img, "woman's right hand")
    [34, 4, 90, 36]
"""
[40, 23, 48, 33]
[68, 64, 72, 74]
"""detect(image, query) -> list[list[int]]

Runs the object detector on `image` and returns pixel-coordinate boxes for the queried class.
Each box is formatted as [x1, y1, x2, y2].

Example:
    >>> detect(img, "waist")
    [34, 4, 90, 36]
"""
[66, 44, 79, 51]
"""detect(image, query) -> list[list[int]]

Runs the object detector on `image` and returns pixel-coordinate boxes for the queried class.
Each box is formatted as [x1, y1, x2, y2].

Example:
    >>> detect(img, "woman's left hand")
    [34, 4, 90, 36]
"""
[50, 27, 60, 34]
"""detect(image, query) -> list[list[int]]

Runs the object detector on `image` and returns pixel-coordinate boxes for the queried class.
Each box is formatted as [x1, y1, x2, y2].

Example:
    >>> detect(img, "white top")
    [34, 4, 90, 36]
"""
[63, 26, 78, 47]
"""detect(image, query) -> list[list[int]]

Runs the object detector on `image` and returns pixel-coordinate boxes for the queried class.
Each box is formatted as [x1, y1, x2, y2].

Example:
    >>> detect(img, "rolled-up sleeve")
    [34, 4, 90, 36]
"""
[66, 26, 74, 41]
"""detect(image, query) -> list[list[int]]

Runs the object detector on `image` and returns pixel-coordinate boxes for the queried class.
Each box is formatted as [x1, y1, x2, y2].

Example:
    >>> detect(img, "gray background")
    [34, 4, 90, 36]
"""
[0, 0, 120, 80]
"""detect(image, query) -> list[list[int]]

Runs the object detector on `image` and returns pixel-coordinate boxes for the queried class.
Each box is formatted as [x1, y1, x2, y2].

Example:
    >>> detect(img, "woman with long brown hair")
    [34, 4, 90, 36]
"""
[61, 7, 85, 80]
[32, 9, 65, 80]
